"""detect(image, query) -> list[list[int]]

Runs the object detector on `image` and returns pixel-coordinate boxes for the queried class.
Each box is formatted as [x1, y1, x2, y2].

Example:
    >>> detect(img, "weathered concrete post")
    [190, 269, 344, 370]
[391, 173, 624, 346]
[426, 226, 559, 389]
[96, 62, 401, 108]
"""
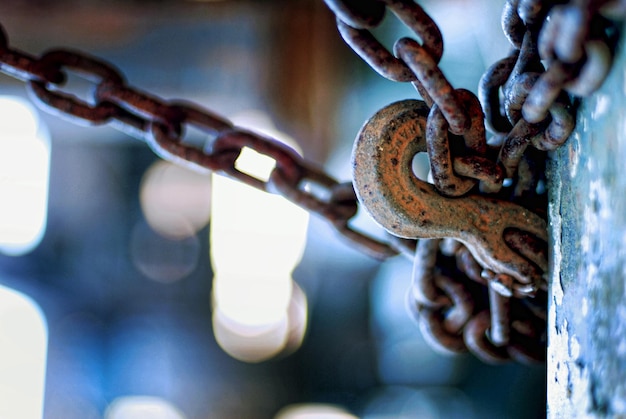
[547, 23, 626, 418]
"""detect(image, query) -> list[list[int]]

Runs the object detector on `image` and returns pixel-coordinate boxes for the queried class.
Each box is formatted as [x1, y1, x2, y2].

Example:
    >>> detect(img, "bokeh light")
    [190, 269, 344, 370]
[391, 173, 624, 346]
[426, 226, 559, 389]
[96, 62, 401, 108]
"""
[140, 160, 212, 239]
[210, 112, 310, 362]
[0, 96, 50, 255]
[105, 396, 186, 419]
[275, 404, 358, 419]
[213, 281, 308, 362]
[130, 220, 201, 284]
[0, 285, 48, 419]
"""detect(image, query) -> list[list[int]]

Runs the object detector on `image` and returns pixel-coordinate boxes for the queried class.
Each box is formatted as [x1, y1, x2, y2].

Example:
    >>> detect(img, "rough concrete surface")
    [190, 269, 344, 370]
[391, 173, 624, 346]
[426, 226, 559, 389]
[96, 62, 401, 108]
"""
[547, 24, 626, 418]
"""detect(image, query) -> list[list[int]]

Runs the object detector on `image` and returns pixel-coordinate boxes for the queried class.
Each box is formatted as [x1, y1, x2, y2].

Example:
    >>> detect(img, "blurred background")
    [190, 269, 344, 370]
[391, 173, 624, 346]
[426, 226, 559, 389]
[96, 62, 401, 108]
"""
[0, 0, 545, 418]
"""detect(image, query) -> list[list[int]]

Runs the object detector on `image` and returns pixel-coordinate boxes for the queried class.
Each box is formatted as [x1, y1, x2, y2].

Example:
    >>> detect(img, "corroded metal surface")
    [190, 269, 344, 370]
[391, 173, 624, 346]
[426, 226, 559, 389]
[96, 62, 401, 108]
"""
[547, 20, 626, 418]
[0, 23, 409, 261]
[351, 99, 548, 285]
[0, 0, 619, 367]
[340, 0, 616, 364]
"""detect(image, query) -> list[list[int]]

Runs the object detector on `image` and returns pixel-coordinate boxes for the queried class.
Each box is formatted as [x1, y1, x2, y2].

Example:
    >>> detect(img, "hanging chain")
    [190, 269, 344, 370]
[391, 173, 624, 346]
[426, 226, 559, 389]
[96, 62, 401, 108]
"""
[329, 0, 616, 363]
[0, 0, 618, 363]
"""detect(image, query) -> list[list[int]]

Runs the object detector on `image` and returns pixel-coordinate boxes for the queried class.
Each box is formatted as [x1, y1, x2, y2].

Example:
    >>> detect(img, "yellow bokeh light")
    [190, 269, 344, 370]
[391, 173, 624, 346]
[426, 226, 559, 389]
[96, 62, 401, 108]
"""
[140, 160, 212, 239]
[210, 112, 310, 362]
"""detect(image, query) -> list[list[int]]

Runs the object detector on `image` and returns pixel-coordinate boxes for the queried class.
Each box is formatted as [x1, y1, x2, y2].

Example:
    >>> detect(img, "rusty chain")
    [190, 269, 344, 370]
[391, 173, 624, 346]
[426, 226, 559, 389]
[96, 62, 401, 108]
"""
[331, 0, 617, 363]
[0, 23, 414, 261]
[0, 0, 619, 364]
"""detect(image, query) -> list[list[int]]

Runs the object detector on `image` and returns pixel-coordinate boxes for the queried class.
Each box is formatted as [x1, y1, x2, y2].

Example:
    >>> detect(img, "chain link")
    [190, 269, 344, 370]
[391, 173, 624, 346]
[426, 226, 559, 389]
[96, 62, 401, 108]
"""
[0, 22, 408, 261]
[332, 0, 616, 363]
[0, 0, 618, 364]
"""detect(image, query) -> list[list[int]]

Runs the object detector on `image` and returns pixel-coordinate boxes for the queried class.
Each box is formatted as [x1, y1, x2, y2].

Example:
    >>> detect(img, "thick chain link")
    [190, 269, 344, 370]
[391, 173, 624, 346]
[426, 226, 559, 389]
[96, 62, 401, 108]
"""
[330, 0, 616, 363]
[0, 24, 415, 261]
[0, 1, 618, 364]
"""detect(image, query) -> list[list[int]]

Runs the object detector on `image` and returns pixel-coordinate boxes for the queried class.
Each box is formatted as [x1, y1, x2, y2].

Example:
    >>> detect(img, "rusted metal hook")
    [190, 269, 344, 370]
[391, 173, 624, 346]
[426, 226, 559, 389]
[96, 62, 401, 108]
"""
[351, 99, 548, 285]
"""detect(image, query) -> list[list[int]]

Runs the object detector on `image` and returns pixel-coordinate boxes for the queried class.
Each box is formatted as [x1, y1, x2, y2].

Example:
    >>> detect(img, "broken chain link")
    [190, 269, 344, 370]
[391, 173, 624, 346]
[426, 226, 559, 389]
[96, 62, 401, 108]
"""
[331, 0, 617, 363]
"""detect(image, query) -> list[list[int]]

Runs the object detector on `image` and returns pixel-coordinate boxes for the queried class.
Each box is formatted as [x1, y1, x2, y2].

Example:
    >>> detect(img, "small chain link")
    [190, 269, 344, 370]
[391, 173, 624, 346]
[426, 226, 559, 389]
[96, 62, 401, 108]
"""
[0, 22, 405, 261]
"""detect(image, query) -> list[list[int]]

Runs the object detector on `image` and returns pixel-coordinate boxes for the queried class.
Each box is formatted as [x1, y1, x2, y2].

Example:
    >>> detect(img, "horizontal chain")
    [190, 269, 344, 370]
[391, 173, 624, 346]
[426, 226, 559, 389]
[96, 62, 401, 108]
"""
[0, 22, 412, 262]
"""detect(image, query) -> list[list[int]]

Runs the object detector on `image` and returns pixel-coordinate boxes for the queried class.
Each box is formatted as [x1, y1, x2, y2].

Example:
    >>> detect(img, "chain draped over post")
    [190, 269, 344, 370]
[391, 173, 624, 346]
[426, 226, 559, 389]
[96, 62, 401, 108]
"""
[0, 0, 618, 364]
[329, 0, 616, 363]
